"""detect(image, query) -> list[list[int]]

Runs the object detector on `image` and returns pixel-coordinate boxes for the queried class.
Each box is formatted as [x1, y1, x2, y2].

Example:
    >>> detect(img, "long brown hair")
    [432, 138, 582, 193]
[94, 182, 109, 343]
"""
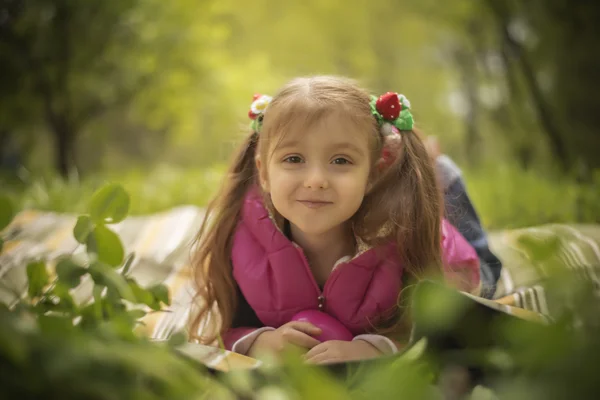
[189, 76, 442, 344]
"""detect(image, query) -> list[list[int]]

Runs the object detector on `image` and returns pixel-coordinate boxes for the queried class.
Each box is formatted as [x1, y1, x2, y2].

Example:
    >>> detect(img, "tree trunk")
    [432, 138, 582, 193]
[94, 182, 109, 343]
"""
[51, 116, 77, 179]
[455, 48, 480, 166]
[485, 0, 570, 171]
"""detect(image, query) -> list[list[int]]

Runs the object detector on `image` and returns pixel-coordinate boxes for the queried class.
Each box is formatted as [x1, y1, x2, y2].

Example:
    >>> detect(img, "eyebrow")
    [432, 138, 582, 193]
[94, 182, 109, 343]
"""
[275, 140, 366, 156]
[276, 140, 300, 150]
[327, 142, 365, 155]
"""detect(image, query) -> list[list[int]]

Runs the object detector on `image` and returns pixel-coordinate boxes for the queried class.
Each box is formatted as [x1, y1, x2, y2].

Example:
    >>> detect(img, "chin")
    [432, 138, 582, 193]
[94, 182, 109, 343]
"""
[289, 219, 339, 236]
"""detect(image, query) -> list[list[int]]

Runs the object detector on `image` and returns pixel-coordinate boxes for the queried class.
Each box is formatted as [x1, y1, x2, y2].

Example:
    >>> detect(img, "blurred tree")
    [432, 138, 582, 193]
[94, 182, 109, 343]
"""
[0, 0, 213, 178]
[518, 0, 600, 175]
[2, 0, 598, 177]
[414, 0, 600, 173]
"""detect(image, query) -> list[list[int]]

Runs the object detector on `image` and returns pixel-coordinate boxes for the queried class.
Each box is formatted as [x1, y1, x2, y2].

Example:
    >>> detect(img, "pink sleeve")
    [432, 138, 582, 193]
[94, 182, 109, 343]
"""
[441, 219, 481, 293]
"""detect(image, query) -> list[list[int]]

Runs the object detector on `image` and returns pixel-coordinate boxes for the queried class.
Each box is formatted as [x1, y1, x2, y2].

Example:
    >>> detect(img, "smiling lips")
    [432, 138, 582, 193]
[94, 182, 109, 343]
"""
[297, 200, 333, 209]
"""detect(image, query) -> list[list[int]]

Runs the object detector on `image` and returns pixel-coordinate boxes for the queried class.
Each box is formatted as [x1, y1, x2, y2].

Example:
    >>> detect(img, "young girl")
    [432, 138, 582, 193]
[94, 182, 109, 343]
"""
[189, 76, 480, 364]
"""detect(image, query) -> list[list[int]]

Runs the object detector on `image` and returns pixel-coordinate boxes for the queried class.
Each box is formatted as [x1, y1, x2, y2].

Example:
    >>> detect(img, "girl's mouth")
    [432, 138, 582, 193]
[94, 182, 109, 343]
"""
[297, 200, 333, 209]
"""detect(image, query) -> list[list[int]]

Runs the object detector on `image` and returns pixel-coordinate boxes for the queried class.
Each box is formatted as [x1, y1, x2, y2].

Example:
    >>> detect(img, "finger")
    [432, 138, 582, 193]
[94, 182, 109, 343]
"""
[304, 342, 328, 359]
[305, 351, 339, 365]
[286, 321, 322, 336]
[283, 330, 321, 349]
[315, 355, 341, 365]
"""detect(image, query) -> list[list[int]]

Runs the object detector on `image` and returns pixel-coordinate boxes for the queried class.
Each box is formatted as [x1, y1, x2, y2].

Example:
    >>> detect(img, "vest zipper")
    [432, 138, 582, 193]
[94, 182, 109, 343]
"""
[317, 294, 325, 310]
[294, 244, 344, 313]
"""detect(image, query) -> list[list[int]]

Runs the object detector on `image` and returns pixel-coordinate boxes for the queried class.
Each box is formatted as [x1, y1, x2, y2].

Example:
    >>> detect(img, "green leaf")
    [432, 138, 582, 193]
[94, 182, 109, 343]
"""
[73, 215, 94, 244]
[168, 331, 188, 347]
[38, 315, 73, 334]
[98, 315, 138, 341]
[87, 224, 124, 267]
[104, 298, 126, 315]
[105, 286, 121, 305]
[89, 183, 130, 224]
[149, 284, 170, 307]
[128, 279, 154, 307]
[55, 258, 88, 289]
[128, 309, 147, 320]
[121, 252, 136, 276]
[89, 262, 136, 303]
[92, 285, 103, 320]
[35, 298, 59, 314]
[26, 261, 49, 298]
[0, 195, 15, 231]
[54, 283, 77, 312]
[78, 303, 99, 329]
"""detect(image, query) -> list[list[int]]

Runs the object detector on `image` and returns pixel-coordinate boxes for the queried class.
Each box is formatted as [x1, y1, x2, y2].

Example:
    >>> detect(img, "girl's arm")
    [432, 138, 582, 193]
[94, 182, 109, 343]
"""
[352, 334, 403, 355]
[352, 311, 409, 356]
[222, 284, 272, 353]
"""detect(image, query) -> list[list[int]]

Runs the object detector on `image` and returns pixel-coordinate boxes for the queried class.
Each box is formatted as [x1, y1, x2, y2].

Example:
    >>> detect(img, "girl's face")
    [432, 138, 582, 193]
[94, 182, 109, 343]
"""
[257, 113, 372, 237]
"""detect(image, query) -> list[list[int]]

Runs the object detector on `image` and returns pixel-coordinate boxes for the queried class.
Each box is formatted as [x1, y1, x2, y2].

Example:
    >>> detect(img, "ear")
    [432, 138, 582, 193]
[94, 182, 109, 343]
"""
[255, 155, 270, 192]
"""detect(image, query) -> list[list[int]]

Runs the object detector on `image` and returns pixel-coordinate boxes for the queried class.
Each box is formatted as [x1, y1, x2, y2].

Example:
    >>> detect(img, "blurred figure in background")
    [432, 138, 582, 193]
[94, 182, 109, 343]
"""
[427, 136, 503, 299]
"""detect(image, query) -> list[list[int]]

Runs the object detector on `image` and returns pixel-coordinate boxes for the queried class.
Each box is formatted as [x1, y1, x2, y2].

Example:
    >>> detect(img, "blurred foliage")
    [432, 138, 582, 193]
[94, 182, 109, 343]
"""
[2, 163, 598, 229]
[1, 184, 600, 398]
[0, 183, 228, 398]
[1, 0, 599, 228]
[1, 0, 599, 177]
[464, 164, 600, 229]
[0, 183, 173, 328]
[1, 164, 225, 216]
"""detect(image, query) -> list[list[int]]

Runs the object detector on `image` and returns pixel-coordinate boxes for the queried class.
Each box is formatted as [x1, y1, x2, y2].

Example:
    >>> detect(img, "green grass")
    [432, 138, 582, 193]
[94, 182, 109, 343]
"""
[464, 164, 600, 229]
[3, 163, 599, 229]
[2, 163, 226, 216]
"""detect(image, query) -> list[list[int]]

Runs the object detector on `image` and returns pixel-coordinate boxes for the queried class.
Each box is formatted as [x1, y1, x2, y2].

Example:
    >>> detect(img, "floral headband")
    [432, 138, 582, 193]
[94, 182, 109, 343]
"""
[248, 94, 272, 133]
[247, 91, 414, 170]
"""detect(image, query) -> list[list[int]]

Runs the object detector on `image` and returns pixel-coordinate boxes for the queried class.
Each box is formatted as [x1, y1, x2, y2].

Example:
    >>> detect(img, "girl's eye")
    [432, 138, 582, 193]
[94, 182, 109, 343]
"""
[332, 157, 352, 165]
[283, 156, 303, 163]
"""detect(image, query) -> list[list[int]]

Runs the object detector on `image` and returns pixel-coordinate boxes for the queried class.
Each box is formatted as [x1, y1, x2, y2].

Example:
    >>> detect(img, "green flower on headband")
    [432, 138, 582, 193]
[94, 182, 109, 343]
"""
[370, 92, 414, 131]
[250, 117, 262, 133]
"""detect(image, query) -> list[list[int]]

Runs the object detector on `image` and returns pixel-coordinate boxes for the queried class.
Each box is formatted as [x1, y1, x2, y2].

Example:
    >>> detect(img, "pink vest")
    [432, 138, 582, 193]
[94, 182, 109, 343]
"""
[230, 188, 480, 336]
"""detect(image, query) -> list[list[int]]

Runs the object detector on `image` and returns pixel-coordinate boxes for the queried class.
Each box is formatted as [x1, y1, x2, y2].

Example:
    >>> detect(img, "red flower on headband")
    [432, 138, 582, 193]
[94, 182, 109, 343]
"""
[376, 92, 402, 120]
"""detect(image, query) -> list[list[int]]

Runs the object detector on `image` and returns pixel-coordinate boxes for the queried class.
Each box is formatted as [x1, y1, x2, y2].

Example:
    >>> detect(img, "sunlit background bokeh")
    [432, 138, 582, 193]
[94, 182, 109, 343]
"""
[1, 0, 599, 227]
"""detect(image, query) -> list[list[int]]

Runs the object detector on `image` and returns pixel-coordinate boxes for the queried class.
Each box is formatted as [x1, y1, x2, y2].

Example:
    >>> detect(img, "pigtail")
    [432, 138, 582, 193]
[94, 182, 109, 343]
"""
[392, 129, 443, 276]
[356, 129, 443, 278]
[189, 132, 258, 344]
[356, 128, 443, 340]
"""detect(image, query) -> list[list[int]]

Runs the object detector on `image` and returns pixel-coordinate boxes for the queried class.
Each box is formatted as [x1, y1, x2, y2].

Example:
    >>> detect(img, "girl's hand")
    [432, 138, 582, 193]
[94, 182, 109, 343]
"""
[248, 321, 322, 356]
[304, 340, 382, 364]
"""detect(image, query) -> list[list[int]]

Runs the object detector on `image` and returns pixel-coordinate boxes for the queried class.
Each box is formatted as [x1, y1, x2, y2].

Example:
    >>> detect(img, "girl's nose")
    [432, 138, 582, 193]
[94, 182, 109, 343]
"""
[304, 166, 329, 190]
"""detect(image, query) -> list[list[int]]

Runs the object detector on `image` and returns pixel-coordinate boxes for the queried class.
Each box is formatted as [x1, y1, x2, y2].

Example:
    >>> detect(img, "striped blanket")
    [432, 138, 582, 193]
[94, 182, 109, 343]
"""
[1, 207, 599, 371]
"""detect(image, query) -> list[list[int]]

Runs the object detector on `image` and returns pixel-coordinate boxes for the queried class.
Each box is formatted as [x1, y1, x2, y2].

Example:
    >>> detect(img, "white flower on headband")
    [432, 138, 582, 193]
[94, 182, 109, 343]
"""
[250, 95, 272, 115]
[397, 94, 411, 109]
